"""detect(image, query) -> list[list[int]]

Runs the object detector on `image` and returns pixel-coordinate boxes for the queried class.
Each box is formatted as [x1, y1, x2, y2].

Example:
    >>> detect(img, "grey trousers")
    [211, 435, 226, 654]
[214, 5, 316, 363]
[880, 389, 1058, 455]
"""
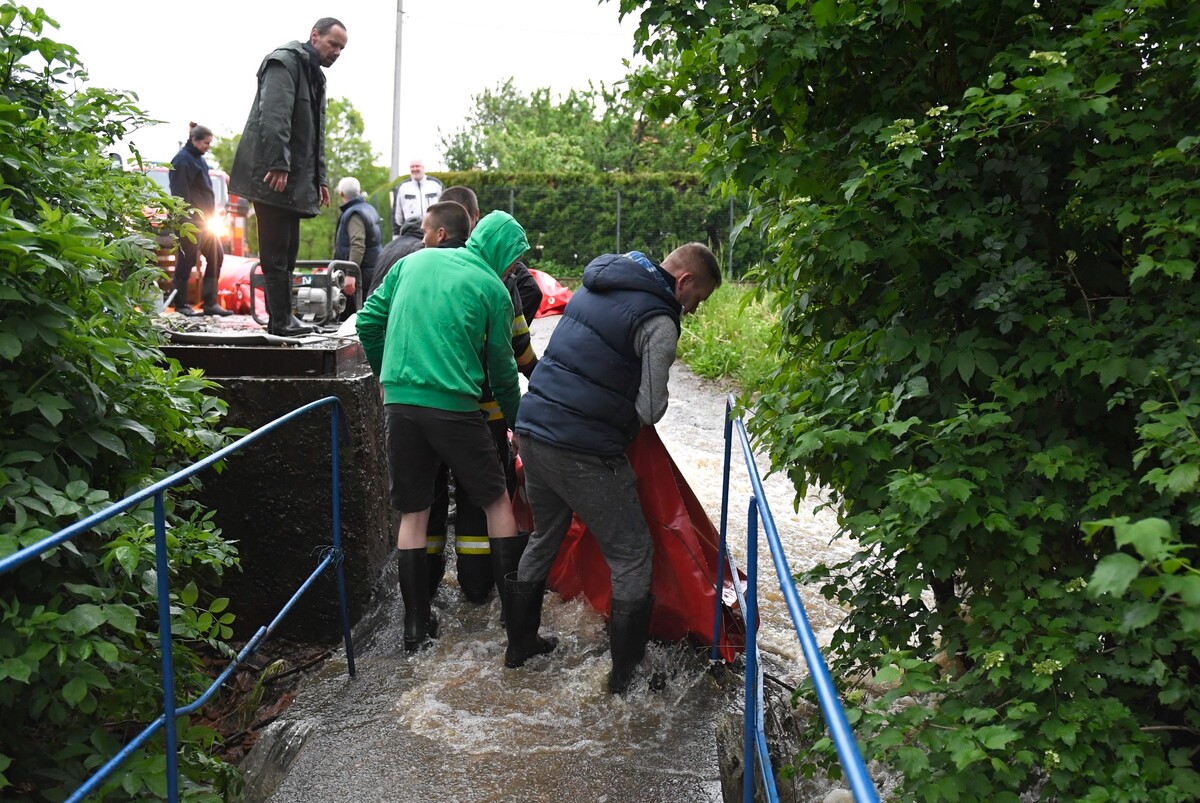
[517, 436, 654, 602]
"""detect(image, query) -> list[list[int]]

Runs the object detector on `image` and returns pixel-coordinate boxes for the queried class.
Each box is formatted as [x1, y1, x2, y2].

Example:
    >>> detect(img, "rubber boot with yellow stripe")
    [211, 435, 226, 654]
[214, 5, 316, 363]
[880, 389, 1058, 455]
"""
[455, 533, 494, 603]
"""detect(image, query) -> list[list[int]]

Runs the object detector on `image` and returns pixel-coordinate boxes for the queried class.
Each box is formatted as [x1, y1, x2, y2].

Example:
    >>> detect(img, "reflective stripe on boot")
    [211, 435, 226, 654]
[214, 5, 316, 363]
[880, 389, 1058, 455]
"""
[426, 535, 447, 595]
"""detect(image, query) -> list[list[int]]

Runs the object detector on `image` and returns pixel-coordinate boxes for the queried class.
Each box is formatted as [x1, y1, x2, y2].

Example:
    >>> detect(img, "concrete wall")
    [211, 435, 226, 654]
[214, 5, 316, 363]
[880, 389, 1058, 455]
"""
[194, 363, 394, 643]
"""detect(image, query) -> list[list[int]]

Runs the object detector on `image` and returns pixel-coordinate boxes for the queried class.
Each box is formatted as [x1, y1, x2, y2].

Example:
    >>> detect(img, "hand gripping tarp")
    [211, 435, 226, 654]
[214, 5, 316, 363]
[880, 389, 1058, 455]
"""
[513, 426, 746, 661]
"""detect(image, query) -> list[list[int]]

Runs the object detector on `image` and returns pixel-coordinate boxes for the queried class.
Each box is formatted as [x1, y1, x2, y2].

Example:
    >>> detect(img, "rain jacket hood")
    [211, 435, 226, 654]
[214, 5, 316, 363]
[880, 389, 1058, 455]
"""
[466, 211, 529, 279]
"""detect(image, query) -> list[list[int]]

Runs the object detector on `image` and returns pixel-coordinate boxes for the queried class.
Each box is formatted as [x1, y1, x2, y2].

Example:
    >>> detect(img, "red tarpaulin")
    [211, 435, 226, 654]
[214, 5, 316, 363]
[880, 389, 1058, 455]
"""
[529, 268, 572, 318]
[512, 426, 746, 661]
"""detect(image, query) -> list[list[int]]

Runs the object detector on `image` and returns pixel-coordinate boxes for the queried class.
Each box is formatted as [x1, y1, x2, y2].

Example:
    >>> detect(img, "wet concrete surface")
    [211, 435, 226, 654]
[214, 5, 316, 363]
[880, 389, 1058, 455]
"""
[240, 315, 849, 802]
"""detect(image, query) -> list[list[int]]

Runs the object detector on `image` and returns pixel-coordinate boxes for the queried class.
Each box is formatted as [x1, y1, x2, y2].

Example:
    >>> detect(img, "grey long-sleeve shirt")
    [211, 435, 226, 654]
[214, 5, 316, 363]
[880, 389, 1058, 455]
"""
[632, 314, 680, 425]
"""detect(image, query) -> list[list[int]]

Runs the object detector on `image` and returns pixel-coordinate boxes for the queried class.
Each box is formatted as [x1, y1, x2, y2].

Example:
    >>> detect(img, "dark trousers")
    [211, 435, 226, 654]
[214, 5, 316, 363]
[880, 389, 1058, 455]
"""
[174, 227, 223, 307]
[254, 201, 300, 328]
[517, 437, 654, 601]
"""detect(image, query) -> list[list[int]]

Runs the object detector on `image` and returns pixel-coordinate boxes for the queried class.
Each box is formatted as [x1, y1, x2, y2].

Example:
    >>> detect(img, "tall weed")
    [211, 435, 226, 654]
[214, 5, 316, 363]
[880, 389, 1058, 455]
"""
[678, 283, 778, 392]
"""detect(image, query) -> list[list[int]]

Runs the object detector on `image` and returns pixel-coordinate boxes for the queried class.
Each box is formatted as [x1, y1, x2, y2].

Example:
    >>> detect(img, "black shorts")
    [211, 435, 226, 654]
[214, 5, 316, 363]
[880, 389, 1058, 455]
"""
[384, 404, 507, 513]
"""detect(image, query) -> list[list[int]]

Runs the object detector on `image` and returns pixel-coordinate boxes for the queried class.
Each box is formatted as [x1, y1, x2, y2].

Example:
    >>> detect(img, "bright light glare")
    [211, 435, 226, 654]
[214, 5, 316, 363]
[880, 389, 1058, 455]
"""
[205, 212, 230, 239]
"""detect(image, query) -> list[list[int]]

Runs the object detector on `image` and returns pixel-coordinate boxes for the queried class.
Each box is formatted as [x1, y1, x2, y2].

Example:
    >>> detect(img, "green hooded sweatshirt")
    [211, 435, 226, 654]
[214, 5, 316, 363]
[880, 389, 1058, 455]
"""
[356, 211, 529, 425]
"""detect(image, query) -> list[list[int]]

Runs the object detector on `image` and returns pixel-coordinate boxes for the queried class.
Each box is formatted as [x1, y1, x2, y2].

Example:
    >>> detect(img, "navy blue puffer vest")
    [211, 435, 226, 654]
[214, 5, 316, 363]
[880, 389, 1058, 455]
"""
[335, 196, 383, 279]
[517, 253, 681, 456]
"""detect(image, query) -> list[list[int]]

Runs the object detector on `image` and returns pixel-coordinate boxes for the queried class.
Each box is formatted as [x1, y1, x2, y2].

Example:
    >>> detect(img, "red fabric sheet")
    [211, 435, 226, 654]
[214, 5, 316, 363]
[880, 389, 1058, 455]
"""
[512, 426, 745, 661]
[529, 268, 573, 318]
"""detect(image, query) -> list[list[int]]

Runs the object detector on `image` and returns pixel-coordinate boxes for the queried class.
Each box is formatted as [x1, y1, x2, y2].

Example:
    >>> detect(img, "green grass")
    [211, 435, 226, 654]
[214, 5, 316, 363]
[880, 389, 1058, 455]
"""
[678, 282, 779, 392]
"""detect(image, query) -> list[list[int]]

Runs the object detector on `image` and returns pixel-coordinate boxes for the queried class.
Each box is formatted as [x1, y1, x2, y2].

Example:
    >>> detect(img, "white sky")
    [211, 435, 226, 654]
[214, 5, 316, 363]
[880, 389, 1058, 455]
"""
[34, 0, 644, 173]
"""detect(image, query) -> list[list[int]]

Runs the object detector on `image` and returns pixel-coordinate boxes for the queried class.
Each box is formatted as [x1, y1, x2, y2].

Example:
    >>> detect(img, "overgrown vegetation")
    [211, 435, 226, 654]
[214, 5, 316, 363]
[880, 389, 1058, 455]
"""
[678, 283, 778, 393]
[1, 4, 239, 798]
[624, 0, 1200, 799]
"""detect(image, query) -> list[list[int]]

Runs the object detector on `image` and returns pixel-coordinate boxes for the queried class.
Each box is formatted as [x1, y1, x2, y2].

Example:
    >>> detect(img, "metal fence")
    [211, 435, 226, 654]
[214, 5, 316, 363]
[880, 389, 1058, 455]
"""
[713, 394, 880, 802]
[0, 396, 357, 802]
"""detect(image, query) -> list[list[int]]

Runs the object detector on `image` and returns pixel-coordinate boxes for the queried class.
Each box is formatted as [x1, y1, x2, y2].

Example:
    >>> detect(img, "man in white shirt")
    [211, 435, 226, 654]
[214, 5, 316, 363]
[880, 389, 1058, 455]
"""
[391, 158, 443, 233]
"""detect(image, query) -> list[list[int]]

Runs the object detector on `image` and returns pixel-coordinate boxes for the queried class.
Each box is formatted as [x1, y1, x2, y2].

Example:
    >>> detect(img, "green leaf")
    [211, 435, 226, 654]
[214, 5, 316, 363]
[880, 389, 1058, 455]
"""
[59, 604, 105, 635]
[87, 429, 127, 458]
[1090, 553, 1142, 597]
[809, 0, 838, 27]
[976, 725, 1019, 750]
[1114, 518, 1169, 560]
[0, 657, 33, 683]
[113, 544, 140, 577]
[1179, 608, 1200, 633]
[62, 677, 87, 706]
[102, 604, 137, 635]
[180, 581, 199, 607]
[1120, 601, 1160, 631]
[0, 332, 21, 360]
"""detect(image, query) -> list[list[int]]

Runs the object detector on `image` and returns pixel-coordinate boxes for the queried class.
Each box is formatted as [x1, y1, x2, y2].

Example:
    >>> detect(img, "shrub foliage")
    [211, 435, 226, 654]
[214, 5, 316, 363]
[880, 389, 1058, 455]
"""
[398, 170, 767, 275]
[622, 0, 1200, 799]
[1, 4, 238, 799]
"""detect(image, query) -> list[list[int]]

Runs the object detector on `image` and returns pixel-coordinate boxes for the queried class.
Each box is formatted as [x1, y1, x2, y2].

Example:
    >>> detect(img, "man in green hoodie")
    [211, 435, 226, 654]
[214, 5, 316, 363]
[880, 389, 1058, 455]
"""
[357, 210, 529, 651]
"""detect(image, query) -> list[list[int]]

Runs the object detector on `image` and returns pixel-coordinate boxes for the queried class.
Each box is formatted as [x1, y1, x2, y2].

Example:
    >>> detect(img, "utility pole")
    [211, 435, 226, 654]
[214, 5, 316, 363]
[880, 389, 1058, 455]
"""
[389, 0, 404, 181]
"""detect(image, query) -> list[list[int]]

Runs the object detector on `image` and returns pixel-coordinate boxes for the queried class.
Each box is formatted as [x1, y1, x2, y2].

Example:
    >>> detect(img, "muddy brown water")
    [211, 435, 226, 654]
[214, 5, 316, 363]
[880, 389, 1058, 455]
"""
[245, 316, 855, 802]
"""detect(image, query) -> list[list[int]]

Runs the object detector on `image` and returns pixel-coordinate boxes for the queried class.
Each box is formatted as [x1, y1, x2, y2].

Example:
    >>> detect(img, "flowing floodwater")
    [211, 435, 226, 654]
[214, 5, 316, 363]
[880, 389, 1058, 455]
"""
[246, 317, 856, 802]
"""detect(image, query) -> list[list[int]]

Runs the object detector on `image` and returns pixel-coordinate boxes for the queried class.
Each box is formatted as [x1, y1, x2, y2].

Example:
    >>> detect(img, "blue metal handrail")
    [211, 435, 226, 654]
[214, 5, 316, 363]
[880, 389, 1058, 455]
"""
[0, 396, 357, 802]
[711, 394, 879, 802]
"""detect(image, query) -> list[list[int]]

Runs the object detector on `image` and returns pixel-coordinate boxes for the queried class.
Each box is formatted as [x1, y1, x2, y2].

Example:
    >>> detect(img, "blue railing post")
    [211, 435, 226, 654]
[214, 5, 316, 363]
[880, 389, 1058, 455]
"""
[712, 396, 736, 661]
[4, 396, 360, 802]
[154, 491, 180, 801]
[330, 403, 357, 678]
[743, 496, 758, 803]
[719, 394, 880, 802]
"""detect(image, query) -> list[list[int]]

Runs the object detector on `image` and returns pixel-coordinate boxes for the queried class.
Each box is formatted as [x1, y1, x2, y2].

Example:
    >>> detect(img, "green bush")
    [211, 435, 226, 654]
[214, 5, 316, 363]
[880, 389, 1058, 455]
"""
[626, 0, 1200, 799]
[1, 5, 239, 799]
[387, 170, 767, 277]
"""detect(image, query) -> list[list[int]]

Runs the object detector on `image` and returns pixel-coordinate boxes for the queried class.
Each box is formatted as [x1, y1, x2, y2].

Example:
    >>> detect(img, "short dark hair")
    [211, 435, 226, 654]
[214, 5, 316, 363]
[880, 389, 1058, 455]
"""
[439, 186, 479, 222]
[664, 242, 722, 289]
[313, 17, 345, 35]
[424, 201, 472, 242]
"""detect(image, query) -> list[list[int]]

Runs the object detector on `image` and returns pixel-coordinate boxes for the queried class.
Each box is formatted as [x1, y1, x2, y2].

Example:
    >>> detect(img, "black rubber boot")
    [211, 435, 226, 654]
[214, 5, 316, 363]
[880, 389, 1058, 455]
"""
[265, 272, 314, 335]
[502, 572, 558, 669]
[607, 594, 654, 694]
[456, 550, 495, 604]
[174, 283, 200, 316]
[490, 532, 529, 625]
[397, 548, 438, 652]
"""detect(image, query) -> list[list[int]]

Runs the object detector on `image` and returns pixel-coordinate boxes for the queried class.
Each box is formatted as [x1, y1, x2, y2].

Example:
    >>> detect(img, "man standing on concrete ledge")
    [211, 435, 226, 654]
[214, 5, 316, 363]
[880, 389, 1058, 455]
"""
[357, 211, 530, 652]
[506, 243, 721, 692]
[230, 17, 347, 337]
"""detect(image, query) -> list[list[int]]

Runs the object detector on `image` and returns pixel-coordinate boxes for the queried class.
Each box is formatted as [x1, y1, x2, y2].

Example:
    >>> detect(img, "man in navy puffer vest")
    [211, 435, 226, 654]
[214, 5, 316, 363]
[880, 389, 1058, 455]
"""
[506, 243, 722, 693]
